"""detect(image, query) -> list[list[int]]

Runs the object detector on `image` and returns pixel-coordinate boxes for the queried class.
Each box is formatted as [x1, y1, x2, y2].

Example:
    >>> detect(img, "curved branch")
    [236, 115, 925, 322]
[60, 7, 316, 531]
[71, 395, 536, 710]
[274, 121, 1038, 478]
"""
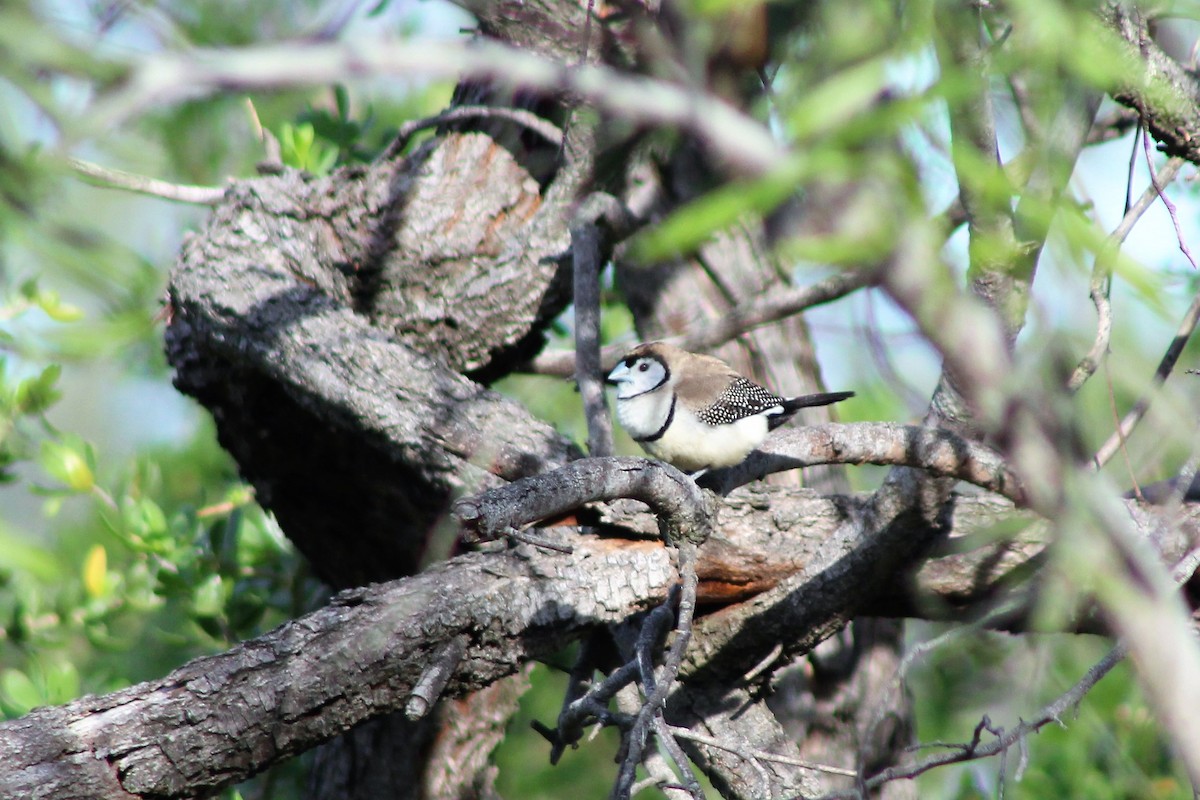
[1068, 158, 1184, 392]
[67, 157, 226, 205]
[1, 488, 1196, 798]
[87, 37, 784, 177]
[706, 422, 1023, 503]
[0, 538, 678, 800]
[455, 456, 713, 546]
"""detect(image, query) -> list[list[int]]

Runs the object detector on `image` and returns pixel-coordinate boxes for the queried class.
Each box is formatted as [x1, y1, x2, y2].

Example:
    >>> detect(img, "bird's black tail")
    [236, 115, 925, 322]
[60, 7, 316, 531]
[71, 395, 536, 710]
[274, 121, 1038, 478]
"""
[770, 391, 854, 430]
[781, 390, 855, 412]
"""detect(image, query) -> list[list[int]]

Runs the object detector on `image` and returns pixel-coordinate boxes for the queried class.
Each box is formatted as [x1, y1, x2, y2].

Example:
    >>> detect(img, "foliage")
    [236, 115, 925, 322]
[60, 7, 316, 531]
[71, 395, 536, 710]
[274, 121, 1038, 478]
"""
[910, 631, 1190, 798]
[1, 0, 1199, 797]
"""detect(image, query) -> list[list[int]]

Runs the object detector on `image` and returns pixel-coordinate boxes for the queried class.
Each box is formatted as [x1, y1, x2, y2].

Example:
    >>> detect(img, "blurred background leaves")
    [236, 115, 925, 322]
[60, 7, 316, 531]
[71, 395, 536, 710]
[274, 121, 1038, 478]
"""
[0, 0, 1197, 798]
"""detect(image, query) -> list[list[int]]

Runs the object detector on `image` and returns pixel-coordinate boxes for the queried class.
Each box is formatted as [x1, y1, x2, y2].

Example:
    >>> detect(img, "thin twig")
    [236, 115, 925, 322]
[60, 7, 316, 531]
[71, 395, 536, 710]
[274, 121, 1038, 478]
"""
[1084, 148, 1198, 465]
[67, 157, 225, 205]
[615, 544, 700, 800]
[1144, 131, 1199, 270]
[617, 683, 694, 800]
[1093, 281, 1200, 468]
[535, 659, 639, 763]
[541, 633, 620, 763]
[652, 716, 705, 800]
[836, 548, 1200, 798]
[667, 726, 858, 778]
[1085, 107, 1141, 146]
[1124, 119, 1143, 216]
[1069, 158, 1184, 392]
[528, 270, 872, 377]
[573, 211, 614, 458]
[382, 104, 564, 159]
[814, 645, 1127, 799]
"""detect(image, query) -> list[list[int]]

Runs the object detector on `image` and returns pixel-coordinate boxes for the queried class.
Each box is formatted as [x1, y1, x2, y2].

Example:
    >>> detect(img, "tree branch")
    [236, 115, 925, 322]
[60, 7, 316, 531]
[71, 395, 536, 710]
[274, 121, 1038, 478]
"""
[704, 422, 1023, 503]
[1, 483, 1196, 798]
[528, 269, 870, 377]
[1069, 157, 1185, 392]
[67, 157, 226, 204]
[817, 645, 1124, 798]
[454, 456, 712, 546]
[572, 193, 631, 458]
[86, 37, 785, 177]
[1103, 2, 1200, 166]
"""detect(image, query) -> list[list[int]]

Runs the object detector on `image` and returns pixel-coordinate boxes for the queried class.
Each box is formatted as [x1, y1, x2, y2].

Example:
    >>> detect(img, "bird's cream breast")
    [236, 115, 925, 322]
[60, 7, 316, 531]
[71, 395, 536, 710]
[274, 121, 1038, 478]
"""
[639, 405, 769, 473]
[614, 390, 674, 441]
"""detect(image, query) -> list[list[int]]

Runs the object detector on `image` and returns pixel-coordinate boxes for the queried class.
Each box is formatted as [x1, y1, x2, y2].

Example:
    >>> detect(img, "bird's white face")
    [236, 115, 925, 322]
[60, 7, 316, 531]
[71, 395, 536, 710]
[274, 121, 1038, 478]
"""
[607, 356, 668, 400]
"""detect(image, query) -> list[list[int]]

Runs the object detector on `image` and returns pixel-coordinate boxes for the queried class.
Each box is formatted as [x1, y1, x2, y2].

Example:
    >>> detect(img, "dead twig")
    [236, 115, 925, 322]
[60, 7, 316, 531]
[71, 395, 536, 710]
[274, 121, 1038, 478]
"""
[1068, 157, 1184, 392]
[382, 105, 564, 159]
[67, 157, 225, 205]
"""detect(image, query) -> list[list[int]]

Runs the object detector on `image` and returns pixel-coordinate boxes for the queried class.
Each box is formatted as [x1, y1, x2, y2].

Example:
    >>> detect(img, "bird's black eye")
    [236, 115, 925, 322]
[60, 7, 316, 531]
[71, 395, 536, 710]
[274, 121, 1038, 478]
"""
[637, 361, 650, 372]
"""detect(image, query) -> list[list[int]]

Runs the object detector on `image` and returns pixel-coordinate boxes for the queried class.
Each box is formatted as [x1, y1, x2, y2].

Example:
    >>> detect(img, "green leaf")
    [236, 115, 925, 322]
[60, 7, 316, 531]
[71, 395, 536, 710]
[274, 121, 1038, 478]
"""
[314, 147, 338, 176]
[192, 573, 225, 618]
[14, 364, 62, 415]
[1, 668, 42, 716]
[334, 85, 350, 121]
[42, 661, 79, 705]
[39, 440, 94, 492]
[35, 289, 84, 322]
[630, 155, 821, 261]
[787, 58, 889, 142]
[0, 526, 59, 580]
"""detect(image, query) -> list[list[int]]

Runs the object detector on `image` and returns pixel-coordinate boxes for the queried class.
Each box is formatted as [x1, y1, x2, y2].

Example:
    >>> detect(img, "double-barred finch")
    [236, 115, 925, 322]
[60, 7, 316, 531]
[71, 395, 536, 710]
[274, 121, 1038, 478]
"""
[606, 342, 854, 475]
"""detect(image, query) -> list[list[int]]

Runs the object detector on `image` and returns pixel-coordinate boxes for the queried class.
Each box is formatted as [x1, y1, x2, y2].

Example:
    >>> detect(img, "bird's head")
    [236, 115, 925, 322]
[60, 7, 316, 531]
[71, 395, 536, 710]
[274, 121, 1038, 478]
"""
[607, 344, 672, 400]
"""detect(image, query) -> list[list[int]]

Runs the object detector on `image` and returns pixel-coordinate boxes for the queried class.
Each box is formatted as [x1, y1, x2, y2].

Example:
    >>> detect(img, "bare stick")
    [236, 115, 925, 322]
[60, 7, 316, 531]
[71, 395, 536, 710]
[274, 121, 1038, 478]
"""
[527, 270, 870, 377]
[1068, 158, 1184, 392]
[405, 635, 469, 720]
[573, 205, 616, 458]
[1144, 131, 1199, 270]
[86, 37, 785, 177]
[67, 157, 225, 205]
[837, 547, 1200, 798]
[706, 422, 1023, 502]
[615, 544, 700, 800]
[651, 716, 705, 800]
[382, 105, 564, 159]
[1093, 283, 1200, 468]
[533, 659, 640, 763]
[814, 645, 1127, 799]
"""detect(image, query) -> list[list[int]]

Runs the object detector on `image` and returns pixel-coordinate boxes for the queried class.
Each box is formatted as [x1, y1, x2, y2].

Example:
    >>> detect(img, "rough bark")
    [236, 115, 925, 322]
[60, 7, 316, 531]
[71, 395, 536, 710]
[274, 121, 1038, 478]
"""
[2, 482, 1195, 798]
[1103, 2, 1200, 165]
[165, 137, 582, 587]
[97, 3, 1200, 799]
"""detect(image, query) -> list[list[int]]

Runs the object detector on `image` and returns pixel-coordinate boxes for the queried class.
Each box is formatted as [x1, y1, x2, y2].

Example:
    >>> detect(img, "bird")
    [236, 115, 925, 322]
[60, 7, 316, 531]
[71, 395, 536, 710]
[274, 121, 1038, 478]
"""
[606, 341, 854, 475]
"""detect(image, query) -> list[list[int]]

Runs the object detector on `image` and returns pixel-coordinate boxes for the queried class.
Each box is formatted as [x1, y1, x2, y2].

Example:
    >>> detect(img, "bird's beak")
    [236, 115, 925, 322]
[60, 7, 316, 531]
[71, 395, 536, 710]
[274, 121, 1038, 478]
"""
[606, 362, 630, 386]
